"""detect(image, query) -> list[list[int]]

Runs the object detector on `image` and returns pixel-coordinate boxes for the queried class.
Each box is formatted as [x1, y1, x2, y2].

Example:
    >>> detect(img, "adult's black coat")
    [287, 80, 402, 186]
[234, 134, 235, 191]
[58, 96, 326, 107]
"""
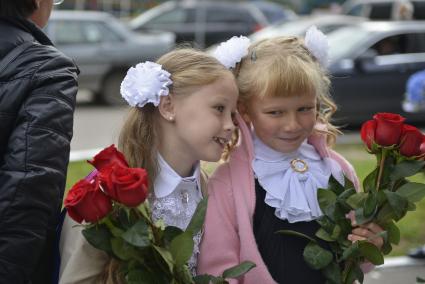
[0, 17, 78, 284]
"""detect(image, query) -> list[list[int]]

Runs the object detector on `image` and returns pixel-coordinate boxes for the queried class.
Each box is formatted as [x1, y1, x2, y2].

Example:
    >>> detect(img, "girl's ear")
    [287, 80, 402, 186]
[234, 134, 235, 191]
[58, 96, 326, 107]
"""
[237, 102, 251, 124]
[158, 94, 176, 122]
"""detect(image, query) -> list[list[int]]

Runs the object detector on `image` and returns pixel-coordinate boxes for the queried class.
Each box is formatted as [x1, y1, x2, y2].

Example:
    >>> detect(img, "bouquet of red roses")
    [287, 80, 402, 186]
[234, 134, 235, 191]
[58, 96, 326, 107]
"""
[64, 145, 254, 284]
[282, 113, 425, 284]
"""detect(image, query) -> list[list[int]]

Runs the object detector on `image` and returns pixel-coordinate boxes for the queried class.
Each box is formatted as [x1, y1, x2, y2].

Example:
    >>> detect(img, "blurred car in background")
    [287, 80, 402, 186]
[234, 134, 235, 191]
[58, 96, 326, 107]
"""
[45, 10, 175, 105]
[250, 14, 366, 40]
[342, 0, 425, 20]
[129, 0, 297, 48]
[327, 21, 425, 126]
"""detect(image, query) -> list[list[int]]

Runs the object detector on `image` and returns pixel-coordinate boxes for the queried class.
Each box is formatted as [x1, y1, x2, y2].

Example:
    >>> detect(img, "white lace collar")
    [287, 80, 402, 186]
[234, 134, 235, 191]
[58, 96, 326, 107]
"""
[154, 154, 201, 198]
[252, 133, 344, 223]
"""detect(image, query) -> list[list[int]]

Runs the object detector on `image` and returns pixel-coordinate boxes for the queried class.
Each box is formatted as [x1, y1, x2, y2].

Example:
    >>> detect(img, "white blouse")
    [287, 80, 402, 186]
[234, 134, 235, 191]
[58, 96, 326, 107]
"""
[151, 154, 203, 275]
[252, 134, 344, 223]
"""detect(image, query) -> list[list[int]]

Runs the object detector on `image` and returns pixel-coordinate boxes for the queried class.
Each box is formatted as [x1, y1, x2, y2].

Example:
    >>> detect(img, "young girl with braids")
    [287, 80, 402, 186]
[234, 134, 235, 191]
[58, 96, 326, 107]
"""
[58, 48, 238, 283]
[198, 30, 384, 283]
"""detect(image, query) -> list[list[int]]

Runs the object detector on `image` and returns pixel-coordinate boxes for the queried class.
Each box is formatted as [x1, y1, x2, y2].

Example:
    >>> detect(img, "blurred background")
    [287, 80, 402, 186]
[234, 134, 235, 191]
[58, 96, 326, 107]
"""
[47, 0, 425, 128]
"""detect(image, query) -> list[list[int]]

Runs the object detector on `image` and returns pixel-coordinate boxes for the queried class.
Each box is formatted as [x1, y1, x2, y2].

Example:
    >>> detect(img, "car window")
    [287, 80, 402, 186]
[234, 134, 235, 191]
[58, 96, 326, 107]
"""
[328, 26, 370, 60]
[50, 21, 86, 45]
[369, 3, 392, 19]
[346, 4, 364, 16]
[413, 1, 425, 19]
[206, 7, 255, 24]
[50, 20, 121, 45]
[145, 8, 194, 25]
[370, 33, 425, 56]
[84, 22, 122, 43]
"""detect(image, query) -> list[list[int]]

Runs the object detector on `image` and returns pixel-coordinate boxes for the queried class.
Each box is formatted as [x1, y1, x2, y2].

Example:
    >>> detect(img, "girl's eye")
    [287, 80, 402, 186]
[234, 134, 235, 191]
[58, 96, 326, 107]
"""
[215, 106, 225, 113]
[266, 111, 282, 116]
[299, 107, 314, 112]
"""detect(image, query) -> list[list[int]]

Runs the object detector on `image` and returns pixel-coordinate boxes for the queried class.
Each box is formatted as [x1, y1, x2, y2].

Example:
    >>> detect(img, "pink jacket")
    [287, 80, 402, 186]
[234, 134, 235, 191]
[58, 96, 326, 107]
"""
[197, 114, 360, 283]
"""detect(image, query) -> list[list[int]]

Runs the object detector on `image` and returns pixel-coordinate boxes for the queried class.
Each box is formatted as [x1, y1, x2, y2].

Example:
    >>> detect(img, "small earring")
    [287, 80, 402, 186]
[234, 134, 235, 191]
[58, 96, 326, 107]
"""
[168, 116, 174, 121]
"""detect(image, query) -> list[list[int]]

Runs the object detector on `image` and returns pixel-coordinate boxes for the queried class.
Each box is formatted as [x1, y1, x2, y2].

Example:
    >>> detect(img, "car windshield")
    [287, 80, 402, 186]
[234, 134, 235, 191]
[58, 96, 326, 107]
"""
[327, 25, 371, 61]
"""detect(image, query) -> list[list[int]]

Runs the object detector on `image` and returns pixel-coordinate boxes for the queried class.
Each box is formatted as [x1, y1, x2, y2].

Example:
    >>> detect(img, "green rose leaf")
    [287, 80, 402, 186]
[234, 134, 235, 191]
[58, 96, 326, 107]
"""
[384, 190, 409, 221]
[396, 182, 425, 203]
[315, 228, 334, 242]
[82, 224, 113, 253]
[346, 192, 368, 209]
[323, 262, 342, 284]
[163, 226, 184, 245]
[363, 193, 378, 217]
[303, 242, 333, 270]
[342, 242, 360, 261]
[359, 242, 384, 265]
[126, 269, 158, 284]
[386, 221, 400, 245]
[318, 189, 337, 212]
[170, 232, 194, 267]
[186, 197, 208, 236]
[363, 167, 378, 193]
[328, 175, 345, 195]
[417, 277, 425, 283]
[222, 261, 256, 279]
[153, 245, 174, 273]
[345, 263, 364, 284]
[121, 219, 150, 248]
[390, 160, 425, 181]
[111, 237, 137, 261]
[376, 203, 396, 224]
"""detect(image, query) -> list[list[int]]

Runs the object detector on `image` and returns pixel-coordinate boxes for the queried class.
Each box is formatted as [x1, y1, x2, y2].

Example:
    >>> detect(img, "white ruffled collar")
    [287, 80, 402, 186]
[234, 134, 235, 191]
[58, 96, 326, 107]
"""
[154, 154, 201, 198]
[252, 133, 344, 223]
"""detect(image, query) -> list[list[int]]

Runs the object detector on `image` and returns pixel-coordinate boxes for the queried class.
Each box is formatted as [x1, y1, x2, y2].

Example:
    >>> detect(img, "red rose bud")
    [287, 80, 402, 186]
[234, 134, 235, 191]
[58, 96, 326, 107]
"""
[99, 163, 149, 207]
[88, 144, 129, 171]
[373, 113, 405, 146]
[64, 179, 112, 223]
[360, 119, 376, 150]
[399, 124, 423, 157]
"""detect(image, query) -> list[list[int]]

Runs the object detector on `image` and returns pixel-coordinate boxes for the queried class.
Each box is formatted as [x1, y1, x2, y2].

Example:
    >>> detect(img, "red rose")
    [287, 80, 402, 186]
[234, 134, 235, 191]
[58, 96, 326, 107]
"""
[360, 119, 376, 150]
[373, 113, 405, 146]
[99, 163, 149, 207]
[88, 145, 129, 171]
[64, 179, 112, 223]
[399, 124, 423, 157]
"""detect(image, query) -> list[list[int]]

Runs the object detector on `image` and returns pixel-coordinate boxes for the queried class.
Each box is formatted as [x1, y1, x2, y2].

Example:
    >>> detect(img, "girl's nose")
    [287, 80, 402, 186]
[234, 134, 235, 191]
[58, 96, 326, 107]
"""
[224, 112, 236, 132]
[283, 113, 301, 131]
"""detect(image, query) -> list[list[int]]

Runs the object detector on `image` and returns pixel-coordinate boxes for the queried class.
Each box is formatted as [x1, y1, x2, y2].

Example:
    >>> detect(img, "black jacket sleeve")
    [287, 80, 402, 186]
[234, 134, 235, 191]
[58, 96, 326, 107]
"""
[0, 50, 78, 283]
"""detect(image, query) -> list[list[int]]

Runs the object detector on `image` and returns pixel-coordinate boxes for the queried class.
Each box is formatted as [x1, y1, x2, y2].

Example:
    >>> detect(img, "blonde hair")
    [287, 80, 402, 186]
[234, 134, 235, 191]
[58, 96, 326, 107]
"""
[104, 48, 233, 282]
[236, 36, 340, 146]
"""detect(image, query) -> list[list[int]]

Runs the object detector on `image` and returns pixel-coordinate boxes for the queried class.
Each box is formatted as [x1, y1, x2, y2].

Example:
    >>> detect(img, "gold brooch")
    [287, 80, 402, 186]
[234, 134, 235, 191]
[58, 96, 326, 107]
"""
[290, 158, 308, 173]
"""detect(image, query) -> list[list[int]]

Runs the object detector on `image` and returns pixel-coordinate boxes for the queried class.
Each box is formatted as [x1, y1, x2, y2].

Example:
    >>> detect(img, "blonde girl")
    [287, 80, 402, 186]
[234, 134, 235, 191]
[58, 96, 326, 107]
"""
[59, 48, 238, 283]
[198, 32, 383, 283]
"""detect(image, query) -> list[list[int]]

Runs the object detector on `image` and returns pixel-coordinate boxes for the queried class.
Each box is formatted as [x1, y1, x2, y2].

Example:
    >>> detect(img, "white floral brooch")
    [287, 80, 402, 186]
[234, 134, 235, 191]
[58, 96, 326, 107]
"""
[120, 61, 172, 108]
[304, 25, 329, 68]
[213, 35, 251, 69]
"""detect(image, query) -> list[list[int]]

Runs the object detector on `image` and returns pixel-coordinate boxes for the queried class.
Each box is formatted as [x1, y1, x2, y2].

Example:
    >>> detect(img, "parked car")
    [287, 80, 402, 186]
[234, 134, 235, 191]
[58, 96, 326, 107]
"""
[327, 21, 425, 126]
[342, 0, 425, 20]
[45, 10, 175, 105]
[250, 14, 366, 41]
[129, 0, 297, 48]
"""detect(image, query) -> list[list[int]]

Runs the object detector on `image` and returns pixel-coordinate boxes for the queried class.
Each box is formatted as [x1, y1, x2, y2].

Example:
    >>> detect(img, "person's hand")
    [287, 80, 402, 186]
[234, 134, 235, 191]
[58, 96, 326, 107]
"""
[348, 222, 384, 250]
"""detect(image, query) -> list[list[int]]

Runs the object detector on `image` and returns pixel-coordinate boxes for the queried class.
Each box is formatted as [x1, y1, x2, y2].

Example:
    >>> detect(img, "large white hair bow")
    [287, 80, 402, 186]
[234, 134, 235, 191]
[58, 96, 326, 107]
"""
[120, 61, 172, 108]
